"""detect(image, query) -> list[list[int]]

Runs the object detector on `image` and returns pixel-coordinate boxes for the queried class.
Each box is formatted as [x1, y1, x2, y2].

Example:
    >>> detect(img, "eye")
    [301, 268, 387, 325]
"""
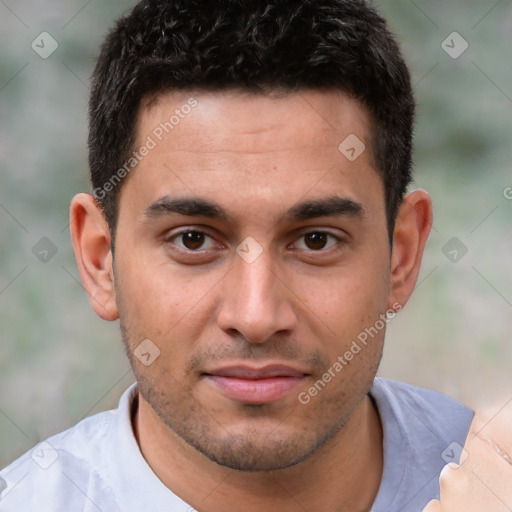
[292, 231, 342, 251]
[168, 230, 217, 251]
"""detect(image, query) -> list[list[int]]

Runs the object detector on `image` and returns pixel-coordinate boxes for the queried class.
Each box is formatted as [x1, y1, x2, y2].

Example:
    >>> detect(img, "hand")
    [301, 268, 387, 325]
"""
[423, 401, 512, 512]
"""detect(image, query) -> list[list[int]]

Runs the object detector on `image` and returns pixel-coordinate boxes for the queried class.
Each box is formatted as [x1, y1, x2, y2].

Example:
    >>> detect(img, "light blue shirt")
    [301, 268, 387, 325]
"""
[0, 378, 473, 512]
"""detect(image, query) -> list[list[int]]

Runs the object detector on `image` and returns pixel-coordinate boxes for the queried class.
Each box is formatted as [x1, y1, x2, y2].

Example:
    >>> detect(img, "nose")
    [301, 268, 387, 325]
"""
[216, 248, 297, 344]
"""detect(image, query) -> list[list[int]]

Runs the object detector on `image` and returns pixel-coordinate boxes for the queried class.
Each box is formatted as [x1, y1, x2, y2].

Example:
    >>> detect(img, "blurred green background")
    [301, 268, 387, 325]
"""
[1, 0, 511, 467]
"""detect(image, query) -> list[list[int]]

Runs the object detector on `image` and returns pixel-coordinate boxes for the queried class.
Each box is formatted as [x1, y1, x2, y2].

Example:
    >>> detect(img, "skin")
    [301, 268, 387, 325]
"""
[423, 403, 512, 512]
[70, 89, 432, 512]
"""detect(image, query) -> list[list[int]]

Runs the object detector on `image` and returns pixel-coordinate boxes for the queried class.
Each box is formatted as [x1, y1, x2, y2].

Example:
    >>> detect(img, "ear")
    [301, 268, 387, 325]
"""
[69, 193, 118, 321]
[388, 189, 433, 310]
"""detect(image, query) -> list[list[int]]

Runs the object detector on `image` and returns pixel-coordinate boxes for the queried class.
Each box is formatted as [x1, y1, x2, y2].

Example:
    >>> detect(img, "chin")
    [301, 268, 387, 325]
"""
[173, 417, 346, 472]
[193, 435, 319, 471]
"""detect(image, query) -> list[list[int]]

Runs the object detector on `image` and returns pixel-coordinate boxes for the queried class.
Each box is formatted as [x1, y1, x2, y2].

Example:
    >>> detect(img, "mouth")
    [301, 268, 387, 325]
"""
[202, 364, 309, 405]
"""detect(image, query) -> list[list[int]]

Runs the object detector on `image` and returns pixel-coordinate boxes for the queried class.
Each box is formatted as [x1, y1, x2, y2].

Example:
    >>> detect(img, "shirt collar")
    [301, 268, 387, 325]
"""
[106, 384, 193, 512]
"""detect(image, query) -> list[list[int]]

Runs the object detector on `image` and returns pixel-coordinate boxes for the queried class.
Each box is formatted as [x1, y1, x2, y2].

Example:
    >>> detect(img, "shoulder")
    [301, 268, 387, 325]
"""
[370, 378, 473, 435]
[369, 378, 474, 512]
[371, 377, 474, 439]
[0, 386, 136, 512]
[370, 378, 473, 452]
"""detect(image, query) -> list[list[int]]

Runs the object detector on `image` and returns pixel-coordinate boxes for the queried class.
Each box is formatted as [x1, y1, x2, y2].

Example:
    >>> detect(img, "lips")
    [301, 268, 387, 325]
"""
[205, 365, 306, 379]
[203, 364, 308, 404]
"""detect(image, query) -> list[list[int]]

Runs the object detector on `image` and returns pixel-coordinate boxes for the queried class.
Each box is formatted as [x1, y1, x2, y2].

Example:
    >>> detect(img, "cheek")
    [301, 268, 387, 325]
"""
[114, 252, 221, 354]
[295, 258, 390, 389]
[299, 256, 390, 338]
[119, 262, 181, 328]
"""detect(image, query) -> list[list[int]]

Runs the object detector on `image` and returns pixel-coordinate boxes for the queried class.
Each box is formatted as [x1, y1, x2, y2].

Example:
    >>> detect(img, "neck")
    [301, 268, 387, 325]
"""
[133, 393, 383, 512]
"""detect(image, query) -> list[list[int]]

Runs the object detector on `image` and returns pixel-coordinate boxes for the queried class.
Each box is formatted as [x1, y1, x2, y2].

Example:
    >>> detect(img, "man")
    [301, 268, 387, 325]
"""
[1, 0, 507, 510]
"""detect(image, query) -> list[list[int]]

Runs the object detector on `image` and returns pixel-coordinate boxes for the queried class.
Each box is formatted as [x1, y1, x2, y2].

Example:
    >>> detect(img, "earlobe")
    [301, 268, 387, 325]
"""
[69, 193, 119, 321]
[388, 189, 433, 310]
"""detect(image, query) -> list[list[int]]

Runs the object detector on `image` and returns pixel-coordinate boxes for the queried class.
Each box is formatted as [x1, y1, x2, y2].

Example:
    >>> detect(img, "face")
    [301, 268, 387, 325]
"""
[111, 89, 393, 471]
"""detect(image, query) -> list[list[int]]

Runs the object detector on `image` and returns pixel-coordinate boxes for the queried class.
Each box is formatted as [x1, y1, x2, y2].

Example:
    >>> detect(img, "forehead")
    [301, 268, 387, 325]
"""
[139, 88, 373, 157]
[120, 89, 383, 226]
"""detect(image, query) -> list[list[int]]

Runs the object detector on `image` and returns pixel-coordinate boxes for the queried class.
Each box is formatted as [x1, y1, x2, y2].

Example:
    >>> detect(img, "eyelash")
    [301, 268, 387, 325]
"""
[164, 228, 345, 254]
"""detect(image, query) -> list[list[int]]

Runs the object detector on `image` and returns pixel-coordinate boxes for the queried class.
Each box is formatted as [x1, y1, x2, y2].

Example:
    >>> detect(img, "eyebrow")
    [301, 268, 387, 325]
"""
[141, 194, 364, 223]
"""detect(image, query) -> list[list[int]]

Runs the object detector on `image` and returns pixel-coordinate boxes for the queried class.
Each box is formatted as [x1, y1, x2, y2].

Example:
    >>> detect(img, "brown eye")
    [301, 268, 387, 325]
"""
[181, 231, 206, 250]
[170, 230, 216, 251]
[293, 231, 341, 252]
[304, 232, 329, 250]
